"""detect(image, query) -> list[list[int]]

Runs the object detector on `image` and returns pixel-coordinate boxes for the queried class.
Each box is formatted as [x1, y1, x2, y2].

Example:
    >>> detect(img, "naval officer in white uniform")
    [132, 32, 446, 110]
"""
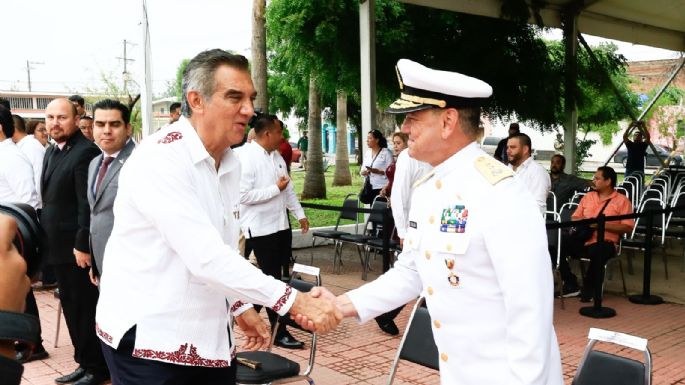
[300, 59, 563, 385]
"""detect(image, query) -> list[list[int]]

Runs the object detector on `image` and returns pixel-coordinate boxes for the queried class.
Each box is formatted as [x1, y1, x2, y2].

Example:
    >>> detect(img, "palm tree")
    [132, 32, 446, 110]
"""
[251, 0, 268, 113]
[301, 74, 326, 198]
[333, 90, 351, 186]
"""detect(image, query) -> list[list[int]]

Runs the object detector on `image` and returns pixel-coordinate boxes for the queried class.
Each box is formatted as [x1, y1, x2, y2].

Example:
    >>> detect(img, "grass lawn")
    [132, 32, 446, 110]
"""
[289, 163, 365, 229]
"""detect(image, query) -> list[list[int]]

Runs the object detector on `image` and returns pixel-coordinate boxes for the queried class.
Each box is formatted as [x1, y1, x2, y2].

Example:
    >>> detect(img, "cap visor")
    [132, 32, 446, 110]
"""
[385, 98, 433, 114]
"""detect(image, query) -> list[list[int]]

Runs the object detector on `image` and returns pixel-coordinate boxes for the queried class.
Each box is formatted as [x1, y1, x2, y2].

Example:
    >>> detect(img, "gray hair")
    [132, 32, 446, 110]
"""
[181, 49, 250, 117]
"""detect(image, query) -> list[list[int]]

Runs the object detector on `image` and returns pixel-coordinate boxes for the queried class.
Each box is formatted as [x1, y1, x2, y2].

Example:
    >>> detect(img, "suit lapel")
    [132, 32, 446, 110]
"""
[42, 145, 66, 191]
[88, 154, 102, 206]
[94, 140, 135, 204]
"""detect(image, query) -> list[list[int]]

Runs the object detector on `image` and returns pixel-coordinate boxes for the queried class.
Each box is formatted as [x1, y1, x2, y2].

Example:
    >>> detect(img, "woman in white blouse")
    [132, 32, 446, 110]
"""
[360, 129, 393, 202]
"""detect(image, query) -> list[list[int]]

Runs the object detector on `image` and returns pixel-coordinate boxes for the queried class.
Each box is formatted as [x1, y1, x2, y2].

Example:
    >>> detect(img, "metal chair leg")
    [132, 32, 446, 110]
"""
[54, 296, 62, 348]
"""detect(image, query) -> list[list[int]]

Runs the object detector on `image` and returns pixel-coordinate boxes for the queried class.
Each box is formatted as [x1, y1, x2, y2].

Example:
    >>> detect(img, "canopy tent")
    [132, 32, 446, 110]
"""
[358, 0, 685, 171]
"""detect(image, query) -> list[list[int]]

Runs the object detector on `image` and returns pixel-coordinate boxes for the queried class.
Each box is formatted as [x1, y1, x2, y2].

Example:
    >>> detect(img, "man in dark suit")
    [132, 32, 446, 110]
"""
[86, 100, 135, 284]
[41, 98, 108, 385]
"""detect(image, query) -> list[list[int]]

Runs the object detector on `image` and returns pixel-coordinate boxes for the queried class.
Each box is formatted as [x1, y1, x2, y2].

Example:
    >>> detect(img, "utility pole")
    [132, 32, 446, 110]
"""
[26, 60, 44, 92]
[116, 39, 135, 94]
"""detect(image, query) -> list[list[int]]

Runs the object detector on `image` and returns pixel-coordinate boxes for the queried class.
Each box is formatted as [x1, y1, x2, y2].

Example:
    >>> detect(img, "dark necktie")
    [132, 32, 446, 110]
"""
[95, 156, 114, 194]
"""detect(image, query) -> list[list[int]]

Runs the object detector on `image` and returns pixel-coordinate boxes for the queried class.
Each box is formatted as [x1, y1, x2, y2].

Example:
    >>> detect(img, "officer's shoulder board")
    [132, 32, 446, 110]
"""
[474, 156, 513, 185]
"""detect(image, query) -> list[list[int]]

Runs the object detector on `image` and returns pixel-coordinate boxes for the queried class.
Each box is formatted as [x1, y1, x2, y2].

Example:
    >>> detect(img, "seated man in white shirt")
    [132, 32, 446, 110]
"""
[507, 132, 551, 216]
[238, 113, 310, 349]
[95, 49, 340, 385]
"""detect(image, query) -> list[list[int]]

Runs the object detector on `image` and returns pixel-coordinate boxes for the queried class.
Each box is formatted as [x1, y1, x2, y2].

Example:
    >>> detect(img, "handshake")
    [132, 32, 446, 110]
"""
[236, 287, 356, 351]
[289, 286, 354, 333]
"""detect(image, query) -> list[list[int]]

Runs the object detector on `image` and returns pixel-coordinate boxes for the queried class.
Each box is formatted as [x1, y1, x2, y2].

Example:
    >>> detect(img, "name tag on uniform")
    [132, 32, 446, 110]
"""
[409, 221, 417, 229]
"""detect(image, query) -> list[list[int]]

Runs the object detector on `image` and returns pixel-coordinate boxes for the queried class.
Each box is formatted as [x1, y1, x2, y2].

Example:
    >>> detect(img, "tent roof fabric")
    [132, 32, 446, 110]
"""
[399, 0, 685, 52]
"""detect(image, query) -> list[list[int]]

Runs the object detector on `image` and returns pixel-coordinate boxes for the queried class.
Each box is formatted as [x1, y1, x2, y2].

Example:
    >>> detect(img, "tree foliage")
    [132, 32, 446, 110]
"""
[266, 1, 634, 134]
[643, 86, 685, 148]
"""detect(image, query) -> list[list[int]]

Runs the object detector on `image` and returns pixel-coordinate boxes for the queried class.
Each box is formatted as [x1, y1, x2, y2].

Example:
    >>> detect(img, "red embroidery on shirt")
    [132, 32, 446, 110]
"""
[230, 301, 245, 313]
[132, 343, 229, 367]
[158, 132, 183, 144]
[272, 285, 292, 313]
[95, 323, 113, 343]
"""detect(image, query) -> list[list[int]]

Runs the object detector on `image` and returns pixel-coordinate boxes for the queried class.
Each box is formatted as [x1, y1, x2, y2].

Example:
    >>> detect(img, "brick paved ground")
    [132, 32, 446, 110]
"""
[21, 243, 685, 384]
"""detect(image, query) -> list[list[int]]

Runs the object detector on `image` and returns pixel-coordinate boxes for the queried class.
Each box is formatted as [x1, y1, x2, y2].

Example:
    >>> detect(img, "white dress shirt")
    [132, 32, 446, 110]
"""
[347, 143, 562, 385]
[390, 149, 432, 239]
[510, 156, 551, 215]
[361, 147, 394, 189]
[96, 117, 297, 367]
[16, 135, 45, 208]
[0, 139, 39, 209]
[237, 141, 305, 239]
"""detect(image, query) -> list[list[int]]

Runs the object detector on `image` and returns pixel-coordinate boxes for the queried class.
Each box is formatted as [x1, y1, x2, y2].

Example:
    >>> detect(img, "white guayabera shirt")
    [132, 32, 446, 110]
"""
[96, 117, 296, 367]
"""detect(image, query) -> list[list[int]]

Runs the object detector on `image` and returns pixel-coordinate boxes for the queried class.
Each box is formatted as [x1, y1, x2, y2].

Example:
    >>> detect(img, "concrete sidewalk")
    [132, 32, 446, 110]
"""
[21, 244, 685, 384]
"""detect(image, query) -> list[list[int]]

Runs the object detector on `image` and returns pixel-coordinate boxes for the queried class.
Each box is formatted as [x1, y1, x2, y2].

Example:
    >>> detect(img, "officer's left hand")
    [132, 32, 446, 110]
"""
[299, 218, 310, 234]
[73, 249, 92, 268]
[235, 308, 270, 351]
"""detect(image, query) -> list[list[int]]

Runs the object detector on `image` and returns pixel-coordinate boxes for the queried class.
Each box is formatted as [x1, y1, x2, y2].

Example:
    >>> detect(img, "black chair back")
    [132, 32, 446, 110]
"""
[340, 196, 360, 222]
[398, 305, 439, 370]
[572, 351, 646, 385]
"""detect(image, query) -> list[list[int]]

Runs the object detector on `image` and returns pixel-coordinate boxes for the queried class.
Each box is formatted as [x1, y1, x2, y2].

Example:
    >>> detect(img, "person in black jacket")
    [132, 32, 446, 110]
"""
[41, 98, 108, 385]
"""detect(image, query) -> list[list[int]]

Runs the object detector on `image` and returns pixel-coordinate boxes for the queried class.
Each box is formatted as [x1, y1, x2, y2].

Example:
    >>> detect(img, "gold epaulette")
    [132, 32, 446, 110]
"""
[474, 156, 513, 185]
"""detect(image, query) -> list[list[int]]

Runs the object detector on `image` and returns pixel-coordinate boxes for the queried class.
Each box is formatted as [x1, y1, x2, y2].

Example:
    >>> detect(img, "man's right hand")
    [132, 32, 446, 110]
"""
[289, 289, 342, 333]
[276, 176, 290, 191]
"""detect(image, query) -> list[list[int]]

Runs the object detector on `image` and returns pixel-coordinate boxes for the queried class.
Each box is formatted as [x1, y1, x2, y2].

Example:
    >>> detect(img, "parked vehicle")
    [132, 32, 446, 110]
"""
[480, 136, 502, 157]
[290, 141, 302, 163]
[613, 144, 683, 167]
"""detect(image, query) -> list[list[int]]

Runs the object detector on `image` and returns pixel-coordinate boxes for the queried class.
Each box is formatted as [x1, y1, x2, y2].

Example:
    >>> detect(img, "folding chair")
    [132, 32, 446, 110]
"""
[620, 197, 667, 279]
[547, 191, 558, 213]
[386, 296, 439, 385]
[309, 193, 360, 267]
[337, 196, 391, 280]
[235, 263, 320, 385]
[546, 210, 565, 309]
[664, 192, 685, 271]
[571, 192, 586, 205]
[572, 328, 651, 385]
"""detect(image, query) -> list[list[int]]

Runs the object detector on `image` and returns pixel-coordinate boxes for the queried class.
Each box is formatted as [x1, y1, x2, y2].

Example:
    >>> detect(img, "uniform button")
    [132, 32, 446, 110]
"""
[427, 287, 434, 295]
[425, 250, 431, 260]
[446, 244, 453, 252]
[435, 179, 442, 189]
[433, 320, 441, 328]
[409, 239, 413, 246]
[429, 215, 435, 224]
[441, 352, 448, 362]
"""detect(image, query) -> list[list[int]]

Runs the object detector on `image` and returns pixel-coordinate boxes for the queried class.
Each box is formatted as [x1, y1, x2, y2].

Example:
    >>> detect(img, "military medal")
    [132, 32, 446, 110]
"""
[444, 258, 459, 287]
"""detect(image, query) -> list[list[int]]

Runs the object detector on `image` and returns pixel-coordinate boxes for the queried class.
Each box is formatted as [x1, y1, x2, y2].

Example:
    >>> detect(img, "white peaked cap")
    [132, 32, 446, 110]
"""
[387, 59, 493, 114]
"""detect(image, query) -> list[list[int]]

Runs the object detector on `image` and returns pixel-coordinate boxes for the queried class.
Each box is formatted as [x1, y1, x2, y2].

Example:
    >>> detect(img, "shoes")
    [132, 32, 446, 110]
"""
[73, 372, 110, 385]
[375, 319, 399, 336]
[55, 367, 86, 384]
[16, 345, 48, 363]
[561, 284, 581, 298]
[274, 332, 304, 349]
[31, 281, 58, 291]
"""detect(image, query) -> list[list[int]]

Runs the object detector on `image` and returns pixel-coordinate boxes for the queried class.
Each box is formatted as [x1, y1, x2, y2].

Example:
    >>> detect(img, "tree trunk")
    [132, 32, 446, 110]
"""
[333, 90, 352, 186]
[302, 75, 326, 199]
[251, 0, 268, 113]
